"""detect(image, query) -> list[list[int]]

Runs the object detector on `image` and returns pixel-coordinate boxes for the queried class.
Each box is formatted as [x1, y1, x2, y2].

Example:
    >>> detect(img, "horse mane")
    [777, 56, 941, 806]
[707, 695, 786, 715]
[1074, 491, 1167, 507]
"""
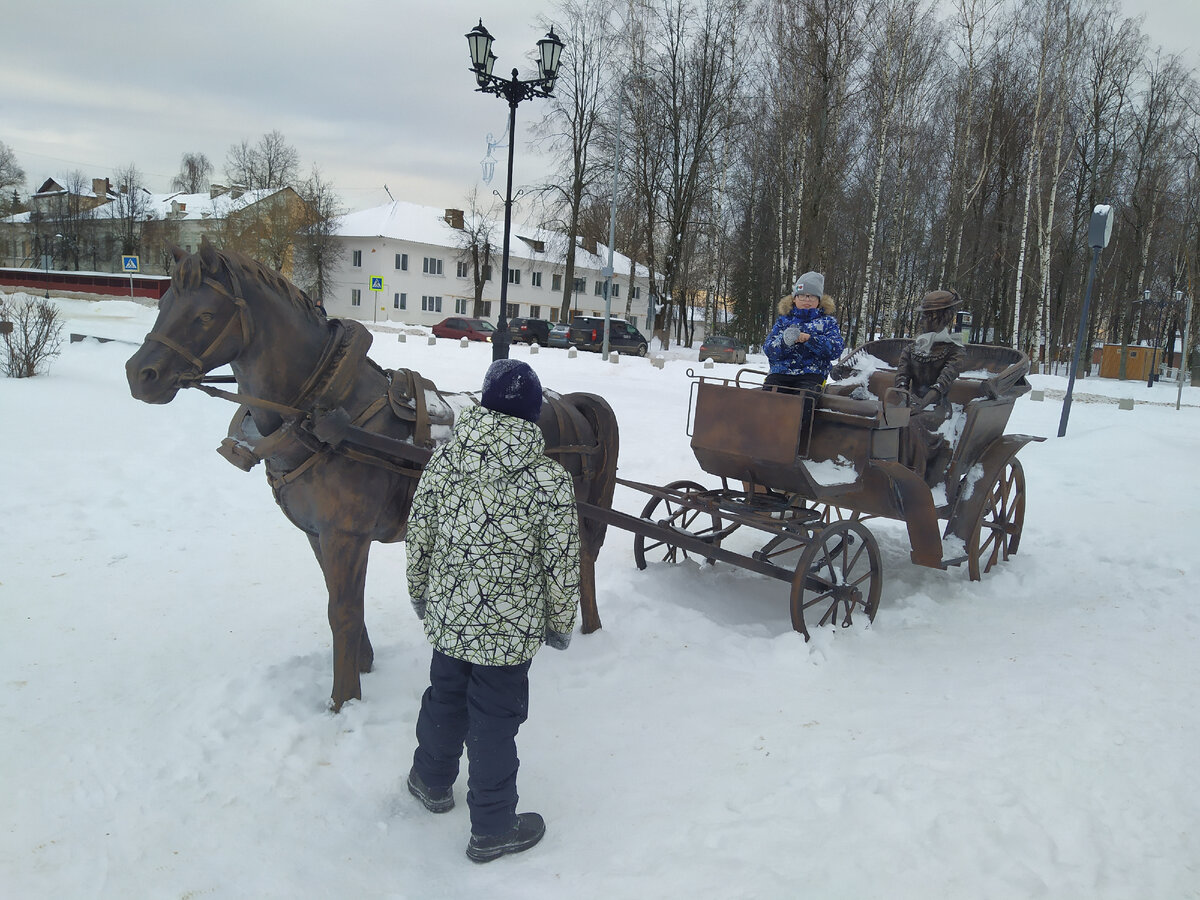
[172, 242, 322, 322]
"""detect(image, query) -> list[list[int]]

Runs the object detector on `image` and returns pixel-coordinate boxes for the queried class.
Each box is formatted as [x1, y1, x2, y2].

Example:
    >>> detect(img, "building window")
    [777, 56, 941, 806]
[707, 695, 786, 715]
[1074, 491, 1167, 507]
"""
[396, 253, 408, 270]
[552, 273, 562, 292]
[481, 301, 492, 316]
[423, 257, 443, 275]
[530, 305, 541, 318]
[594, 280, 605, 296]
[632, 286, 641, 300]
[573, 277, 586, 294]
[612, 283, 620, 297]
[351, 288, 362, 307]
[629, 315, 638, 328]
[394, 292, 406, 309]
[508, 268, 521, 285]
[422, 295, 443, 312]
[455, 298, 468, 314]
[531, 271, 542, 287]
[456, 261, 470, 278]
[352, 250, 362, 267]
[549, 309, 558, 322]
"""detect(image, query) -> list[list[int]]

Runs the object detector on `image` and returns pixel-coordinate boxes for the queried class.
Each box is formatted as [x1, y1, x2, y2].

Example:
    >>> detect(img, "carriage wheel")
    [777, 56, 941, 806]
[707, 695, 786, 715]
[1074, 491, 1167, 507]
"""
[967, 458, 1026, 581]
[633, 480, 722, 570]
[789, 520, 882, 639]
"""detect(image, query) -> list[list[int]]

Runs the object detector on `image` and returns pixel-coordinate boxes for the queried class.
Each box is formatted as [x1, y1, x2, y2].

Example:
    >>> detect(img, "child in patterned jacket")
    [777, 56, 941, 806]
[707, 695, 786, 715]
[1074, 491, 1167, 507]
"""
[763, 270, 845, 393]
[404, 358, 580, 863]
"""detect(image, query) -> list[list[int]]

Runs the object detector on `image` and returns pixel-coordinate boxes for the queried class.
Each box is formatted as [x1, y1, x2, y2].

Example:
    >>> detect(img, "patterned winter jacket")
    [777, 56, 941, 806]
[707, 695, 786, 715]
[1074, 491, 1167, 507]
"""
[405, 403, 581, 666]
[764, 308, 846, 378]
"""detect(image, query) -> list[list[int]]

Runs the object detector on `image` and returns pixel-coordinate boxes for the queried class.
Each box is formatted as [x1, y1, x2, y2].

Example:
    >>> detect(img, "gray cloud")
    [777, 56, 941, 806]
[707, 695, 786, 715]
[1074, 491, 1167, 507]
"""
[4, 0, 559, 211]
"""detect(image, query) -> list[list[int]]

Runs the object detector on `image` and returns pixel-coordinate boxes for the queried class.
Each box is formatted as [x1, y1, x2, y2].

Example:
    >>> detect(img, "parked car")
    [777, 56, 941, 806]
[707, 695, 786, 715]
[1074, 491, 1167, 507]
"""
[431, 317, 495, 342]
[568, 316, 650, 356]
[698, 335, 747, 365]
[547, 323, 571, 348]
[508, 316, 552, 345]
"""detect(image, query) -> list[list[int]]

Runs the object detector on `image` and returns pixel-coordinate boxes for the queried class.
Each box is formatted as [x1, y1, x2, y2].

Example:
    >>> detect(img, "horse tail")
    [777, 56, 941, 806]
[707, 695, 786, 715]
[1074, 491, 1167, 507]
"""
[561, 392, 619, 634]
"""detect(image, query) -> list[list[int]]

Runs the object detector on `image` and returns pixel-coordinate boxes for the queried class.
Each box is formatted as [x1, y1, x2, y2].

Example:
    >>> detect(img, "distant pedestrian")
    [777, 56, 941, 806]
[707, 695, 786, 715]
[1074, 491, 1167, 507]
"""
[405, 359, 580, 863]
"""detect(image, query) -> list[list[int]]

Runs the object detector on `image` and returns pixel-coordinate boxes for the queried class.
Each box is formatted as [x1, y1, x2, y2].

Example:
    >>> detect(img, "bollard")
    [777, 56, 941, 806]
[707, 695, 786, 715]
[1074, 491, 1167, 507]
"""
[651, 356, 665, 369]
[703, 358, 714, 369]
[427, 335, 437, 346]
[1118, 398, 1134, 411]
[610, 352, 620, 364]
[460, 337, 469, 348]
[530, 343, 539, 354]
[1029, 389, 1043, 401]
[397, 333, 407, 343]
[568, 348, 577, 359]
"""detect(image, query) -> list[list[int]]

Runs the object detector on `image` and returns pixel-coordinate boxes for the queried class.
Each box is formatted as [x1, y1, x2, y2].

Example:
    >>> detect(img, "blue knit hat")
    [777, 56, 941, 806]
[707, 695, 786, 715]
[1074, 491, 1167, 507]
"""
[481, 359, 543, 422]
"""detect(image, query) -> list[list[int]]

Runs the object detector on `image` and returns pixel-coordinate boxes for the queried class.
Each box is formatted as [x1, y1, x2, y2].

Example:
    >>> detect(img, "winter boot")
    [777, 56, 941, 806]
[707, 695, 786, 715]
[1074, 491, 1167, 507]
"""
[466, 812, 546, 863]
[407, 768, 454, 813]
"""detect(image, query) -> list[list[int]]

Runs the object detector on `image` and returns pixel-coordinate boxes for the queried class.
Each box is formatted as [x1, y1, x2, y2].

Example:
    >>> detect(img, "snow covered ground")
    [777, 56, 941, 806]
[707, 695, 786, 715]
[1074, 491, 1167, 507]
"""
[2, 295, 1198, 899]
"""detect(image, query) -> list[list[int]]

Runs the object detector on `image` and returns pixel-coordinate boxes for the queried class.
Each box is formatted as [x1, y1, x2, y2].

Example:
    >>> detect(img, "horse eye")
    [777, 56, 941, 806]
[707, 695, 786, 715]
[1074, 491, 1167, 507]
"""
[195, 312, 215, 326]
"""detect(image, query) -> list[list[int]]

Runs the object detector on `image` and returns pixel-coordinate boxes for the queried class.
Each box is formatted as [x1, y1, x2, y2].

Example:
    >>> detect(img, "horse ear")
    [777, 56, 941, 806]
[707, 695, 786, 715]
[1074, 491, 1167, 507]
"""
[198, 236, 220, 269]
[168, 243, 188, 263]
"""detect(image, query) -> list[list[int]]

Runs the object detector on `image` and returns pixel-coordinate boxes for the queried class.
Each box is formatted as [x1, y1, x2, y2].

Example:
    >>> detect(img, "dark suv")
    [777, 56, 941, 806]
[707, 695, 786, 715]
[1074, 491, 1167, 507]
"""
[508, 317, 551, 345]
[568, 316, 649, 356]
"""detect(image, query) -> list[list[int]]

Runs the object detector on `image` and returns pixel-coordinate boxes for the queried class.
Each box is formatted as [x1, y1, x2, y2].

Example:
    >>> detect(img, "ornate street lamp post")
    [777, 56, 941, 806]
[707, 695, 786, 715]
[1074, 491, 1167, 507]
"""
[465, 19, 564, 361]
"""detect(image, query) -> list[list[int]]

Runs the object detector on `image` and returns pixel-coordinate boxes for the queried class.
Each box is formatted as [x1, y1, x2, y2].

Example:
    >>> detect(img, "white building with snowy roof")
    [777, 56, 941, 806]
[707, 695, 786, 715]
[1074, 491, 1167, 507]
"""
[325, 200, 656, 330]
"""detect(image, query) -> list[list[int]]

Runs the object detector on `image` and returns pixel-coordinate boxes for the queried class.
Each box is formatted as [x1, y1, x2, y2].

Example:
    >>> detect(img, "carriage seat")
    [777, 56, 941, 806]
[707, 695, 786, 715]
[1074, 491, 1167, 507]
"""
[826, 340, 1032, 407]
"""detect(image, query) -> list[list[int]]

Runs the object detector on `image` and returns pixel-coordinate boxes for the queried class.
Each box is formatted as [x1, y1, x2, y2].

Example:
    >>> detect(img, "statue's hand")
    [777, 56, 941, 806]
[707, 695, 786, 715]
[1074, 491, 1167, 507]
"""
[919, 388, 940, 408]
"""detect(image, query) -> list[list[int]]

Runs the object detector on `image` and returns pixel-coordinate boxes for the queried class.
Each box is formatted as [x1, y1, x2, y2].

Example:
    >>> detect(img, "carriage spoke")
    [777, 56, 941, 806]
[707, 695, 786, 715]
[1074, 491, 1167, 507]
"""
[968, 459, 1026, 580]
[791, 521, 882, 638]
[633, 481, 723, 571]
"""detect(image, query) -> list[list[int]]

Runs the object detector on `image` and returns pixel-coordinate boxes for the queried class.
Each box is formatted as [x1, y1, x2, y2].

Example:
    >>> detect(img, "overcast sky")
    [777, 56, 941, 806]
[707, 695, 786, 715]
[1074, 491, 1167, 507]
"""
[3, 0, 1197, 217]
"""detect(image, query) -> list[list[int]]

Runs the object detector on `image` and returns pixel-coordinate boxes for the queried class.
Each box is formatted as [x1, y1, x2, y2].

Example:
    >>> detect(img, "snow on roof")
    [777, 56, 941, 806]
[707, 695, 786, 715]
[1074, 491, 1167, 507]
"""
[338, 200, 649, 278]
[84, 187, 289, 223]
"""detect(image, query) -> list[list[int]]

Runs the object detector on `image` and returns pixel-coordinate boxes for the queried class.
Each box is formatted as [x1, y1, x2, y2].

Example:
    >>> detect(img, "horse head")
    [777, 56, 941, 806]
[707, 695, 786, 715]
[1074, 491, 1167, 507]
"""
[126, 241, 256, 404]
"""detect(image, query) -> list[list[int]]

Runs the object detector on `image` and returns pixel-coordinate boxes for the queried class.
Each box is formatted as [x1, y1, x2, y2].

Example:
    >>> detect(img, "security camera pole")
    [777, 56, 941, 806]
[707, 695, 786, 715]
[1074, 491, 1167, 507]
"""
[1058, 204, 1113, 438]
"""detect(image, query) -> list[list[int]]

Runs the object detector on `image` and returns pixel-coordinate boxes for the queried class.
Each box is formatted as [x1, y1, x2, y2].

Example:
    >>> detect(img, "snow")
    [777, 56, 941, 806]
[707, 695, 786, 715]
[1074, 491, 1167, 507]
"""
[3, 295, 1200, 898]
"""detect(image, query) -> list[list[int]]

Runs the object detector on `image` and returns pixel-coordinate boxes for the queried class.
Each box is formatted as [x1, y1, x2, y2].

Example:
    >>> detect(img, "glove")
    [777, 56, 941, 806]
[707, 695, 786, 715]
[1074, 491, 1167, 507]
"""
[919, 388, 941, 408]
[412, 597, 427, 620]
[545, 629, 572, 651]
[782, 325, 803, 346]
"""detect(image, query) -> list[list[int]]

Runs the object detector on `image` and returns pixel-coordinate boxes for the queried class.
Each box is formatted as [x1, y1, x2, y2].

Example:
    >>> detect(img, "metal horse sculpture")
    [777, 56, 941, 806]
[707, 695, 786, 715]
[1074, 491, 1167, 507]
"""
[126, 241, 618, 711]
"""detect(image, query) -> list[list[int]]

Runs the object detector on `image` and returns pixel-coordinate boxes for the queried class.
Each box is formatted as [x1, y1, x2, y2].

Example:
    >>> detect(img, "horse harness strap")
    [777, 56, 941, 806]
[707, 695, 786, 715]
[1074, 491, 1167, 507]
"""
[147, 271, 254, 377]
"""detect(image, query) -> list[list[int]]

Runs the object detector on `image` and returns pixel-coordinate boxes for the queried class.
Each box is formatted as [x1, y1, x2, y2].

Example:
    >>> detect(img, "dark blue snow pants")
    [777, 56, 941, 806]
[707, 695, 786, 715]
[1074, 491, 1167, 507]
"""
[412, 649, 531, 836]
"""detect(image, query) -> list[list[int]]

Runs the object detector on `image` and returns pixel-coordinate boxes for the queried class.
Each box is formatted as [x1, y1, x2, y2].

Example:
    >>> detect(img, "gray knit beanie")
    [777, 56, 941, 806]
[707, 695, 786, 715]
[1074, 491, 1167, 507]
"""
[792, 271, 825, 298]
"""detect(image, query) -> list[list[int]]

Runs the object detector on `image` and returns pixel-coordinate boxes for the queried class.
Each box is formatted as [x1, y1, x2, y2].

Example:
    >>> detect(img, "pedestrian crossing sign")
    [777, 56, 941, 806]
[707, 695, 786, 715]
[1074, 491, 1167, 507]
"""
[122, 255, 140, 272]
[369, 276, 384, 292]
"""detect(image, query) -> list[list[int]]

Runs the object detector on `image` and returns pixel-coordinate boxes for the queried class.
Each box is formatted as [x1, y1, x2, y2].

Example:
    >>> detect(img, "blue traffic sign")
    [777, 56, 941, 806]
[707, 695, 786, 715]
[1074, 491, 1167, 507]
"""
[122, 255, 140, 272]
[369, 276, 384, 291]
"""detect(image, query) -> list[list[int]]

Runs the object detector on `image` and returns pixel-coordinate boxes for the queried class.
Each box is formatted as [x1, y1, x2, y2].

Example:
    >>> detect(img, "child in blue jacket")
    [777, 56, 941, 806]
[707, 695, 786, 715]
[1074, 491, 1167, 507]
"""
[763, 271, 845, 393]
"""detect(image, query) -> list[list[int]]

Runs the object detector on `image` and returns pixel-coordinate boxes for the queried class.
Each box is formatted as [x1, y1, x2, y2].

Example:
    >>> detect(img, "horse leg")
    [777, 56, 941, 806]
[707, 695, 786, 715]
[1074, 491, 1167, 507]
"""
[308, 532, 374, 677]
[579, 549, 602, 634]
[312, 529, 373, 711]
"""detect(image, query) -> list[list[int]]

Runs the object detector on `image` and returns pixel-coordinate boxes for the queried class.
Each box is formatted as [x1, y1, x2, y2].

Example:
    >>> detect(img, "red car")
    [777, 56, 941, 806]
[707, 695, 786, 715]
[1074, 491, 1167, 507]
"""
[432, 317, 496, 342]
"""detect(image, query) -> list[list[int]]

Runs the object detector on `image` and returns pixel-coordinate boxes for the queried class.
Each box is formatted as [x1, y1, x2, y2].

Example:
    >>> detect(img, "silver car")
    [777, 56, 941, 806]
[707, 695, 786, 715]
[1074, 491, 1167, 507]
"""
[548, 323, 571, 348]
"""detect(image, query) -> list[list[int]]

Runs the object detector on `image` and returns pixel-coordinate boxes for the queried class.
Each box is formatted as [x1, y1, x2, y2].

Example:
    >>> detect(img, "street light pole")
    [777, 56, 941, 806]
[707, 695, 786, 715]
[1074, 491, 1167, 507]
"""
[465, 20, 564, 362]
[1140, 289, 1156, 388]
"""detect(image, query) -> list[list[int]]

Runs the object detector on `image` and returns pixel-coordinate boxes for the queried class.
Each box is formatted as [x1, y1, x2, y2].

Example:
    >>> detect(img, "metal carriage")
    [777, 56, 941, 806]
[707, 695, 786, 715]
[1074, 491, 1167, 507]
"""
[584, 341, 1043, 638]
